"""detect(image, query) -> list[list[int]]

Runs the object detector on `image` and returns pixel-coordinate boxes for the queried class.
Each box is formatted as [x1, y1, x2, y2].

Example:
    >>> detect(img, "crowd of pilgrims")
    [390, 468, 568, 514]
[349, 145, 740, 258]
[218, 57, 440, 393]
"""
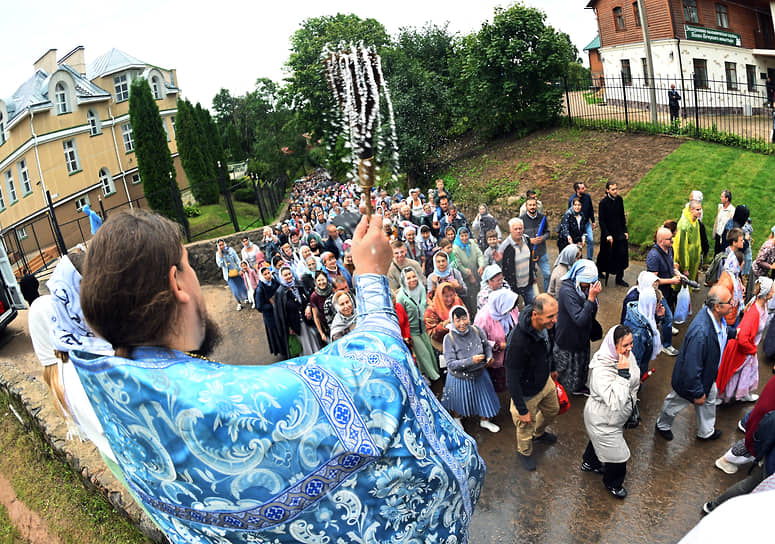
[220, 171, 775, 505]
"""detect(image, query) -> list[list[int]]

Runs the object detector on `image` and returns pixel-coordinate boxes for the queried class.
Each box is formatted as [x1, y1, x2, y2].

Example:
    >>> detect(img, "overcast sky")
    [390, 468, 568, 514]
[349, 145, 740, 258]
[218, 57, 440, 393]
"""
[2, 0, 598, 109]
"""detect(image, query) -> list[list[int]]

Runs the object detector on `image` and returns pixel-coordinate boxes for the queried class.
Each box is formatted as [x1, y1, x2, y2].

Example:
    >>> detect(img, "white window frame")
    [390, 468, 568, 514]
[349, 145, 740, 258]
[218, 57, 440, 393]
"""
[170, 115, 176, 137]
[17, 227, 27, 240]
[74, 195, 90, 211]
[18, 159, 31, 195]
[5, 171, 17, 203]
[114, 74, 129, 102]
[87, 109, 101, 135]
[0, 185, 6, 209]
[162, 119, 170, 141]
[99, 168, 116, 196]
[55, 82, 70, 114]
[63, 139, 81, 173]
[121, 123, 134, 152]
[131, 173, 141, 184]
[716, 3, 729, 28]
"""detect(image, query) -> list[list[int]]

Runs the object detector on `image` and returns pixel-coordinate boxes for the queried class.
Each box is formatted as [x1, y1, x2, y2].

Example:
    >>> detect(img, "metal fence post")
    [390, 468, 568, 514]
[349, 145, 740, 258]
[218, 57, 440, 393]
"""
[169, 173, 191, 243]
[218, 162, 240, 233]
[564, 76, 572, 127]
[692, 75, 700, 138]
[621, 74, 629, 129]
[252, 177, 267, 226]
[46, 190, 67, 256]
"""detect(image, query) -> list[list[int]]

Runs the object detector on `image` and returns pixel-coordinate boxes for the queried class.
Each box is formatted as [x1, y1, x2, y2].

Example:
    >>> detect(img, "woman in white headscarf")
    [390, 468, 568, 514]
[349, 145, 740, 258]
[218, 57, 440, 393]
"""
[622, 271, 664, 379]
[582, 324, 640, 499]
[475, 288, 519, 393]
[548, 244, 581, 298]
[397, 267, 440, 381]
[717, 277, 775, 403]
[554, 259, 602, 395]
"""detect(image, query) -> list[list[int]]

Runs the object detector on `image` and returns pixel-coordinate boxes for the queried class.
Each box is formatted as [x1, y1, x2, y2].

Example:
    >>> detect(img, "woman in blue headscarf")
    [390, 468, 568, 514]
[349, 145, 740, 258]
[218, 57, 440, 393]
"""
[452, 226, 484, 312]
[427, 249, 467, 299]
[554, 259, 603, 395]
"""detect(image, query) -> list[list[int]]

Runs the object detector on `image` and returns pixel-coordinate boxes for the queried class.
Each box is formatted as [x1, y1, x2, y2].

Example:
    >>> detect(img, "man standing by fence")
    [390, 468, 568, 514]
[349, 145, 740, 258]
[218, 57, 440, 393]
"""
[668, 84, 681, 123]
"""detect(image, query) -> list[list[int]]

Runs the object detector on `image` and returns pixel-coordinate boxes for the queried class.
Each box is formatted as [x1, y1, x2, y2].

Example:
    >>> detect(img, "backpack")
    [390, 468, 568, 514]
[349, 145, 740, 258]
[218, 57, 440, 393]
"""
[705, 252, 725, 285]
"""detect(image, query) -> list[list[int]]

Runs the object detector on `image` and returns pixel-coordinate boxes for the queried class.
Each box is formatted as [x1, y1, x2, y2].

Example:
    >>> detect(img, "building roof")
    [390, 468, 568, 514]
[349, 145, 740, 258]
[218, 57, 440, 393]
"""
[4, 64, 111, 124]
[86, 48, 146, 80]
[584, 35, 601, 51]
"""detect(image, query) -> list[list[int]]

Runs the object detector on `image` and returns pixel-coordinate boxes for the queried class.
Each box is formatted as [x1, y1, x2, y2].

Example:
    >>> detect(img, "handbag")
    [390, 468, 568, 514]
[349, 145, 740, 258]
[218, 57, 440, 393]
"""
[555, 380, 571, 415]
[228, 268, 239, 278]
[624, 398, 641, 429]
[288, 334, 302, 358]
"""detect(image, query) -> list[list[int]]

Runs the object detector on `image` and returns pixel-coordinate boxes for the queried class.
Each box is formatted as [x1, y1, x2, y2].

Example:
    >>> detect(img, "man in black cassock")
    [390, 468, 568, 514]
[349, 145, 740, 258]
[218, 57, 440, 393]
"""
[597, 181, 629, 287]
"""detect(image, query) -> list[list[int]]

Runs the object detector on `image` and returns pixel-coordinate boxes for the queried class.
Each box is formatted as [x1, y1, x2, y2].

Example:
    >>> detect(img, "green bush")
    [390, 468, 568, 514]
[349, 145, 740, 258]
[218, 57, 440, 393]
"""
[184, 205, 201, 217]
[233, 186, 257, 204]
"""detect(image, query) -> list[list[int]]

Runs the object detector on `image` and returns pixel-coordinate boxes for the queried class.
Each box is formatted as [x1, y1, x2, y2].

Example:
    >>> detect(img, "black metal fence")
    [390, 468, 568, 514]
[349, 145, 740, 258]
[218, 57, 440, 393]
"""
[563, 73, 775, 147]
[1, 170, 288, 277]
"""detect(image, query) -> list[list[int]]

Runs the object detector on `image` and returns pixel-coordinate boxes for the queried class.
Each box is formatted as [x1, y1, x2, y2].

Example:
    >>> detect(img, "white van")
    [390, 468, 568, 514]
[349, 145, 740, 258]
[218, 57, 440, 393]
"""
[0, 243, 27, 331]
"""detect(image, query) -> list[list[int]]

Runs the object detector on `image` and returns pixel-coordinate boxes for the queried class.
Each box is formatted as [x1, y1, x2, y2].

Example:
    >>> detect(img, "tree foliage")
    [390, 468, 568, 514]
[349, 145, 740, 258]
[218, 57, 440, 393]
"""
[284, 14, 390, 140]
[459, 4, 577, 137]
[176, 99, 219, 204]
[128, 78, 188, 231]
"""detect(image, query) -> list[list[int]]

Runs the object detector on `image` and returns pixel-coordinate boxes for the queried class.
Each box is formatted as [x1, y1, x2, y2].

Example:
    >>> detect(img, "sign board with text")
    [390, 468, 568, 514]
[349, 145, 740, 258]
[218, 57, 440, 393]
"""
[685, 25, 741, 47]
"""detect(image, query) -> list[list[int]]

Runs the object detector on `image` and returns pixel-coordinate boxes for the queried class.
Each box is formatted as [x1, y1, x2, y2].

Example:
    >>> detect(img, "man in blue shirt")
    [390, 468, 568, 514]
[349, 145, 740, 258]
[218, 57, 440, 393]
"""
[655, 285, 736, 441]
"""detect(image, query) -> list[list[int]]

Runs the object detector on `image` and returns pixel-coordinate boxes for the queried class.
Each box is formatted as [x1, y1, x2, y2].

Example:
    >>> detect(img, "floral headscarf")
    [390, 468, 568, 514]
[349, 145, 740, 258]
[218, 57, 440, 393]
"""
[432, 282, 461, 322]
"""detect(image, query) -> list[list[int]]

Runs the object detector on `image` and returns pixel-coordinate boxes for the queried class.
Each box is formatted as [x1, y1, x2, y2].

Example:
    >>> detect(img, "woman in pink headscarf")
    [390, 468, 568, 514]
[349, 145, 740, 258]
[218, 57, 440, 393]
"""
[474, 288, 519, 393]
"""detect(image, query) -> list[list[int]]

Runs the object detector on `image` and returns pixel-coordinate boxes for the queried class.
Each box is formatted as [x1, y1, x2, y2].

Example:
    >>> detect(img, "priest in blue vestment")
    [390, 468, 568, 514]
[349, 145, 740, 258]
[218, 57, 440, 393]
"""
[71, 209, 485, 543]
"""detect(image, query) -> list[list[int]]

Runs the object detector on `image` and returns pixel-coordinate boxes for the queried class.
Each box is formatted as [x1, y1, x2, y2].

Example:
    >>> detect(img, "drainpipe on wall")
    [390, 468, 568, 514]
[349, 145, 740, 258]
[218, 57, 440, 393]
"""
[108, 101, 134, 210]
[28, 109, 48, 199]
[677, 38, 686, 116]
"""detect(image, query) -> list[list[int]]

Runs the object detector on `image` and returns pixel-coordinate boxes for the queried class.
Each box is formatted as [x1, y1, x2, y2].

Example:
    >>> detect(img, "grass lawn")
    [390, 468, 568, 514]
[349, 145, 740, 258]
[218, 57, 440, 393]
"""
[582, 91, 605, 105]
[188, 194, 286, 242]
[0, 502, 24, 543]
[625, 140, 775, 252]
[0, 395, 150, 543]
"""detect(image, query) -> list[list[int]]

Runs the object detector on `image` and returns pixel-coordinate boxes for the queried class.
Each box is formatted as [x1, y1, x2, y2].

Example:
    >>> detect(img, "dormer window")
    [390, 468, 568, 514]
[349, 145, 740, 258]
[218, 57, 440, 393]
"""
[55, 82, 70, 114]
[152, 76, 162, 100]
[114, 74, 129, 102]
[87, 109, 101, 135]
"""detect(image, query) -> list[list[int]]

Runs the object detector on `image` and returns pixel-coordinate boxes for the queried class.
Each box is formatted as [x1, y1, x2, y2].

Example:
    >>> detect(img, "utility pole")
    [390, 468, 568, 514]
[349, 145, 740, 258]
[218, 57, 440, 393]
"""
[637, 0, 658, 123]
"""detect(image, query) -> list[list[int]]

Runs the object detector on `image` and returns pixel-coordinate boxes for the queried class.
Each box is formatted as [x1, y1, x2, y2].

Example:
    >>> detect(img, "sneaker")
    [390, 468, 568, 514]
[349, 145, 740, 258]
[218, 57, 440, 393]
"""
[702, 501, 715, 515]
[740, 393, 759, 402]
[236, 303, 243, 311]
[533, 431, 557, 444]
[572, 387, 590, 396]
[655, 424, 673, 441]
[518, 453, 536, 471]
[480, 420, 500, 433]
[580, 461, 604, 474]
[738, 419, 746, 433]
[698, 429, 723, 441]
[714, 456, 738, 475]
[661, 345, 679, 357]
[671, 327, 679, 336]
[608, 486, 628, 499]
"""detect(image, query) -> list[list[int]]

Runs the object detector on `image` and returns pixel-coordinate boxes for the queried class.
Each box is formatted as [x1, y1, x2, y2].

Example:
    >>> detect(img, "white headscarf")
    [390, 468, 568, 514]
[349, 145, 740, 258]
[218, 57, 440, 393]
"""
[563, 259, 599, 299]
[47, 256, 113, 355]
[635, 271, 661, 361]
[488, 288, 519, 335]
[597, 325, 620, 362]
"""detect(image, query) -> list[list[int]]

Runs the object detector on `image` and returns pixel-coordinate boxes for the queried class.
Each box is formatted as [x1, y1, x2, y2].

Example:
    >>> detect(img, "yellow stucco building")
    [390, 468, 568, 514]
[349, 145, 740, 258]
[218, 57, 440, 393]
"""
[0, 46, 186, 266]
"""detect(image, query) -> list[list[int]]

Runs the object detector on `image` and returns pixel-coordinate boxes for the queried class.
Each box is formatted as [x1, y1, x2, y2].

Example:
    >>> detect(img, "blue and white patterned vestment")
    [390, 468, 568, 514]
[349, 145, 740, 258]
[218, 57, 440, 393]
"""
[71, 274, 485, 543]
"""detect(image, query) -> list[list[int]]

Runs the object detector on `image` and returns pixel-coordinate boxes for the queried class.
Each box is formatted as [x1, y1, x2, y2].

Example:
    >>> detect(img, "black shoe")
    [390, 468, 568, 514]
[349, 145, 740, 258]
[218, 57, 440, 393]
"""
[738, 419, 746, 433]
[603, 273, 609, 286]
[615, 279, 630, 287]
[533, 431, 557, 445]
[580, 461, 604, 474]
[702, 501, 715, 515]
[518, 453, 536, 471]
[698, 429, 723, 441]
[655, 424, 673, 441]
[608, 486, 628, 499]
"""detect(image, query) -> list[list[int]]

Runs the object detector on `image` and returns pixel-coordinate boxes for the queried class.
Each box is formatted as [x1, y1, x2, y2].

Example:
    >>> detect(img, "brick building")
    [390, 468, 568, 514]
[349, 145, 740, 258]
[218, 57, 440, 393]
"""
[0, 46, 186, 265]
[585, 0, 775, 109]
